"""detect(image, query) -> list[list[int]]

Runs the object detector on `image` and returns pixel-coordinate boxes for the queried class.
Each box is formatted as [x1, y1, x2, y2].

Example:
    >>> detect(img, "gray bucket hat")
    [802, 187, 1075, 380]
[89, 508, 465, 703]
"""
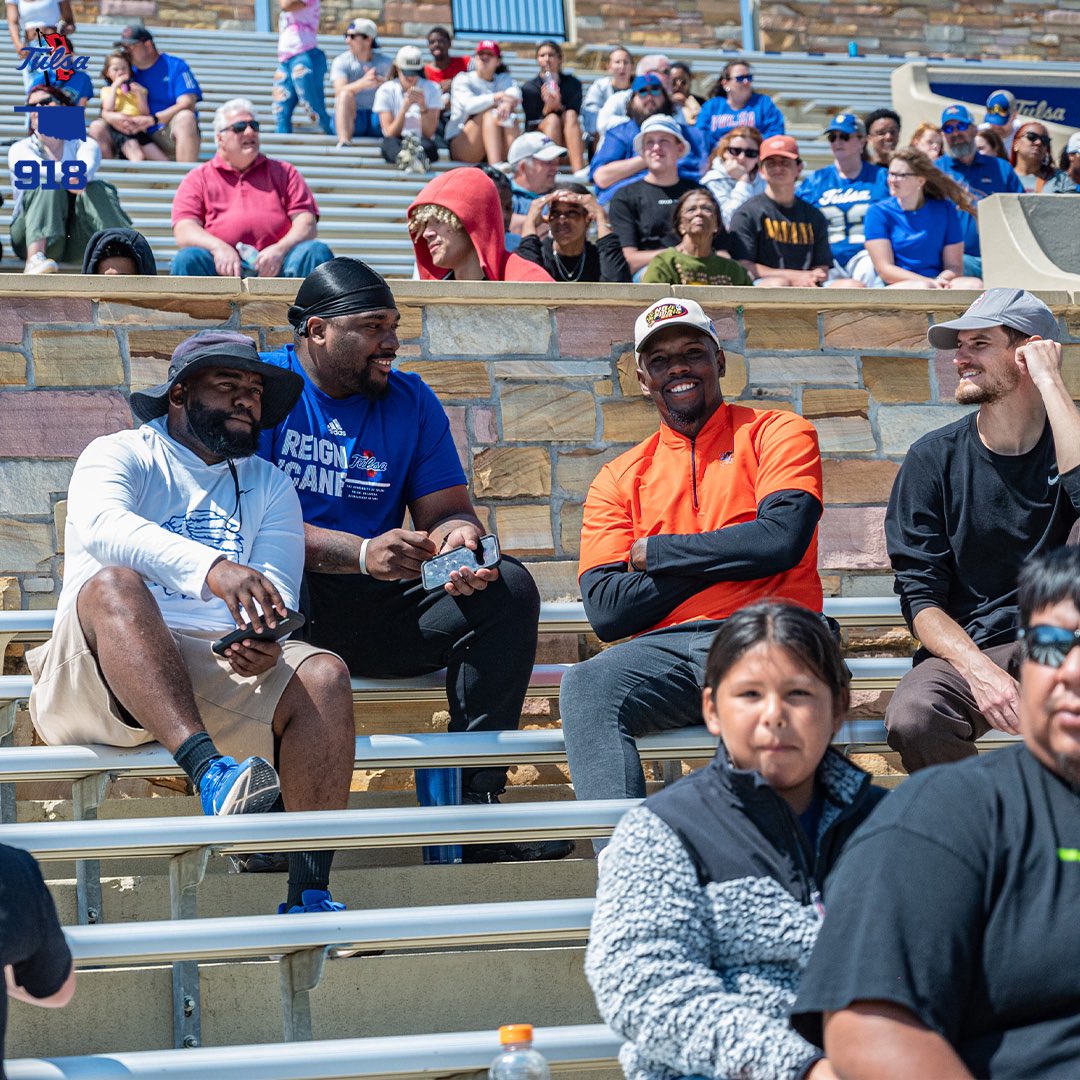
[129, 330, 304, 427]
[927, 288, 1057, 350]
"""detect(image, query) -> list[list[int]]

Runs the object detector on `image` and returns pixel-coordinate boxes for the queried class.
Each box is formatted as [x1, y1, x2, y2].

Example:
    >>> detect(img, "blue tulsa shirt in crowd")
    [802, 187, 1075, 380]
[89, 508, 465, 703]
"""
[132, 52, 202, 133]
[936, 152, 1023, 257]
[256, 344, 466, 537]
[695, 92, 785, 150]
[863, 196, 964, 279]
[797, 160, 888, 268]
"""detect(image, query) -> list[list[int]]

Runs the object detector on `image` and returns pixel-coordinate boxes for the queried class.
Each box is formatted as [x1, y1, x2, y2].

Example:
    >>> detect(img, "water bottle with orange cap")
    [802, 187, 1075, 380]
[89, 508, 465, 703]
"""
[488, 1023, 551, 1079]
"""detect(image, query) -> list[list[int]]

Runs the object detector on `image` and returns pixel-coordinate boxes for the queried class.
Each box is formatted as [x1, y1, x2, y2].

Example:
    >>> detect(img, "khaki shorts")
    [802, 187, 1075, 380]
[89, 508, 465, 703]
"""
[27, 608, 335, 764]
[149, 113, 200, 159]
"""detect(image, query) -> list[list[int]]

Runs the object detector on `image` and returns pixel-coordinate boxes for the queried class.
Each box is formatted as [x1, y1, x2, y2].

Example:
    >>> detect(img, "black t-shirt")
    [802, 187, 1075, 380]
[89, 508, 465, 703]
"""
[792, 746, 1080, 1079]
[521, 71, 583, 126]
[728, 193, 832, 270]
[608, 177, 705, 252]
[0, 845, 71, 1074]
[885, 412, 1080, 653]
[516, 232, 632, 283]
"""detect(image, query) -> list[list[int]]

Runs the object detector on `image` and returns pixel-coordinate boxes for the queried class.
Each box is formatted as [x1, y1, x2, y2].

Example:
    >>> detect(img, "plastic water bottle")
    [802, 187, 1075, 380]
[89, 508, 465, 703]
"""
[489, 1024, 550, 1079]
[235, 242, 259, 277]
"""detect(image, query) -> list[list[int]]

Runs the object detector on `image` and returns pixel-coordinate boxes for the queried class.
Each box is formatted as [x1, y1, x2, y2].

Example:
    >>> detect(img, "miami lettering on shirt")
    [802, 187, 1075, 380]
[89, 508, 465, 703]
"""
[763, 216, 816, 245]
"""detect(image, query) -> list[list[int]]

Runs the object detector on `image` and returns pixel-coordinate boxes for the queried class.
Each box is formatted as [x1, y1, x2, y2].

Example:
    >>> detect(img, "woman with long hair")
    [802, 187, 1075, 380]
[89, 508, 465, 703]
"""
[696, 59, 785, 151]
[863, 147, 983, 288]
[642, 187, 751, 285]
[587, 602, 885, 1080]
[520, 39, 584, 171]
[446, 41, 520, 165]
[1009, 121, 1076, 193]
[700, 125, 766, 226]
[909, 122, 943, 161]
[581, 45, 633, 142]
[974, 126, 1007, 161]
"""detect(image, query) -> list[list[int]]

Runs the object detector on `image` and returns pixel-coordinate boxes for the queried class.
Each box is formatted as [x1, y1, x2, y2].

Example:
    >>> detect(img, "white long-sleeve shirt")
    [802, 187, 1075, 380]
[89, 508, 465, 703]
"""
[60, 418, 304, 633]
[8, 133, 100, 219]
[445, 70, 521, 140]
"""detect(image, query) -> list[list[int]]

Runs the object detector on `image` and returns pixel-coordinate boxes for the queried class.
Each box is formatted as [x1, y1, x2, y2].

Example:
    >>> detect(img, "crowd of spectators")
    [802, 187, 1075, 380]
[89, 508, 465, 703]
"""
[5, 11, 1076, 278]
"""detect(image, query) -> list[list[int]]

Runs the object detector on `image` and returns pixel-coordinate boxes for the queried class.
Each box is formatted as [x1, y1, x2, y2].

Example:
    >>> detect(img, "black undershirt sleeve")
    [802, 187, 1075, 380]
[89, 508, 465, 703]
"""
[581, 489, 821, 641]
[597, 231, 633, 282]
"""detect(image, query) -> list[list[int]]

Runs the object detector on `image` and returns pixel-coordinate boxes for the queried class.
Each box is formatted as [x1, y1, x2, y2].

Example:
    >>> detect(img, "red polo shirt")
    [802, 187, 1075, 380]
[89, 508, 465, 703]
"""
[171, 153, 319, 250]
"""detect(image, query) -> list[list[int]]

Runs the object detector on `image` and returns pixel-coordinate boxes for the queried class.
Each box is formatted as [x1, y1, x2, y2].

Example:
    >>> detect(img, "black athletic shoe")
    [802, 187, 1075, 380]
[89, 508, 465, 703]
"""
[229, 852, 289, 874]
[460, 790, 576, 863]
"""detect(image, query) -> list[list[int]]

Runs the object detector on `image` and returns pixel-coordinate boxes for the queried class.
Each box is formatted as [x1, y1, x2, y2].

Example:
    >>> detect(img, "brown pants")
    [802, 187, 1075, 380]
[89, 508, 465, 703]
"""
[884, 642, 1021, 772]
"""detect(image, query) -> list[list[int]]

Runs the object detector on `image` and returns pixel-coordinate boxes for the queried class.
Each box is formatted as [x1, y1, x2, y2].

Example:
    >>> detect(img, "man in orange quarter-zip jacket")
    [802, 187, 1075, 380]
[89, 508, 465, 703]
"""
[560, 296, 824, 820]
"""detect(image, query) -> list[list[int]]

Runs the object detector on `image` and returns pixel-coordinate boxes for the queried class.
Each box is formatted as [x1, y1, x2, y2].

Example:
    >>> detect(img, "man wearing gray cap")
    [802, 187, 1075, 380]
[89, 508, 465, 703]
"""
[885, 288, 1080, 770]
[26, 330, 355, 913]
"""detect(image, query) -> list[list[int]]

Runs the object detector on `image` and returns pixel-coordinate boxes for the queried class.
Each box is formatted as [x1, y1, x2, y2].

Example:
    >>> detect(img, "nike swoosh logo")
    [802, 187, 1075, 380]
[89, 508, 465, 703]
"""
[1049, 474, 1060, 486]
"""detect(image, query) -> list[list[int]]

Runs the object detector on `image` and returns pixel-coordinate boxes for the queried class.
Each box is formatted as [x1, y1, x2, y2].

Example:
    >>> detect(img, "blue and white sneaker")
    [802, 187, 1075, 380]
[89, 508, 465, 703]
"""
[278, 889, 346, 914]
[199, 755, 280, 816]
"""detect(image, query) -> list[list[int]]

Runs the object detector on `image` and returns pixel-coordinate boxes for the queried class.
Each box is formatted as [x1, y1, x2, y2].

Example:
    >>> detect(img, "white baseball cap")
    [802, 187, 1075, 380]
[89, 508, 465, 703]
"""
[1067, 131, 1080, 155]
[507, 132, 567, 168]
[394, 45, 424, 73]
[635, 297, 720, 354]
[633, 114, 690, 158]
[347, 18, 378, 38]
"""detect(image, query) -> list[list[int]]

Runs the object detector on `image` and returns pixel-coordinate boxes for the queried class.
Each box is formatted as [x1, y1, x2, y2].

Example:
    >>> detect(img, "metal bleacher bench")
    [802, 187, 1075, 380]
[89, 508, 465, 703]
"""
[8, 1024, 623, 1078]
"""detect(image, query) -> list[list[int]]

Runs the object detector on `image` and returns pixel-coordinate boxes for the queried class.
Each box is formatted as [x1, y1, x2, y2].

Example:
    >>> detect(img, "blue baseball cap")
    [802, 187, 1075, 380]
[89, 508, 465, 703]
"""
[983, 89, 1016, 126]
[940, 103, 973, 127]
[825, 113, 866, 136]
[631, 73, 664, 95]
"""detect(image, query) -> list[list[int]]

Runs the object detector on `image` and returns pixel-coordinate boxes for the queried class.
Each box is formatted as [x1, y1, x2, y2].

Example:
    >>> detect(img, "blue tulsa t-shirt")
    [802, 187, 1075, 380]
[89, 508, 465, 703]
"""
[133, 52, 202, 132]
[797, 161, 888, 267]
[695, 92, 785, 149]
[864, 196, 964, 278]
[257, 344, 466, 538]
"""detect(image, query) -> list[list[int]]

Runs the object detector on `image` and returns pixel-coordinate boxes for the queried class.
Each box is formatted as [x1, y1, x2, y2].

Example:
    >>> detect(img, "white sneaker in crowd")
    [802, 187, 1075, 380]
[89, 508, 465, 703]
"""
[24, 252, 58, 274]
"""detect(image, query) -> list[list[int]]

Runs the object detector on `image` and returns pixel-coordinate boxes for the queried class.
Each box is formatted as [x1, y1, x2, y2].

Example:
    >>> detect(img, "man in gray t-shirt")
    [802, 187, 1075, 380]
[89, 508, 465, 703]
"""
[329, 16, 391, 145]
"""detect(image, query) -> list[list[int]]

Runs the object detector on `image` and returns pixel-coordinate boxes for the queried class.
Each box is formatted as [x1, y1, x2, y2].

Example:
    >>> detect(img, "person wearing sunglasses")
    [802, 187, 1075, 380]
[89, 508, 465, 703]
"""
[1008, 120, 1077, 193]
[701, 125, 766, 226]
[594, 53, 681, 136]
[794, 541, 1080, 1080]
[935, 103, 1023, 278]
[796, 113, 889, 286]
[879, 288, 1080, 773]
[978, 88, 1020, 154]
[171, 99, 333, 278]
[696, 59, 785, 152]
[330, 17, 391, 148]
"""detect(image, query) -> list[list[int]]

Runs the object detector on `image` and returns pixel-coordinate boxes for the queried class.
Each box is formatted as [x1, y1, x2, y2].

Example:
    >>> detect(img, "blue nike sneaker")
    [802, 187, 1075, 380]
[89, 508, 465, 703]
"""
[278, 889, 346, 914]
[199, 755, 280, 816]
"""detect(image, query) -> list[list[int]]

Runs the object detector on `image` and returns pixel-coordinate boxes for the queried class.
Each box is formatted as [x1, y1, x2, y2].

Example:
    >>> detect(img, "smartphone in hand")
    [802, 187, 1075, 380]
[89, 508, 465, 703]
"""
[420, 534, 501, 591]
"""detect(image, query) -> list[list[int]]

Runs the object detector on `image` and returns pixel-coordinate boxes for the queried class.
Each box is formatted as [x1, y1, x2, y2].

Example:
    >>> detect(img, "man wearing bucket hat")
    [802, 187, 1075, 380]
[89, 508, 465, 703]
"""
[885, 289, 1080, 771]
[561, 297, 824, 821]
[608, 113, 707, 276]
[26, 330, 356, 913]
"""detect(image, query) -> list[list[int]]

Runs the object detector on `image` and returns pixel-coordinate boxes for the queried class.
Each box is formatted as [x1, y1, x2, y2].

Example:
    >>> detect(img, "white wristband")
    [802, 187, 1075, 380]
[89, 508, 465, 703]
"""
[358, 537, 371, 576]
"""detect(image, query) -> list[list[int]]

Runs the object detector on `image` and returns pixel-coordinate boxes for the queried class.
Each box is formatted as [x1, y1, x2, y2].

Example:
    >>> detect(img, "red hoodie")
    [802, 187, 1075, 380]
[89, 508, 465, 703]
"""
[408, 170, 554, 283]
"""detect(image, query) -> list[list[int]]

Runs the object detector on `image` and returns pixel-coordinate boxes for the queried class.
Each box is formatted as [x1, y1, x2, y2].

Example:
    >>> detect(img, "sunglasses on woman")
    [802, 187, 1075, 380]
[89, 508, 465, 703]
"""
[729, 73, 753, 84]
[726, 146, 759, 158]
[826, 131, 853, 142]
[1018, 625, 1080, 668]
[1022, 131, 1050, 145]
[227, 120, 260, 133]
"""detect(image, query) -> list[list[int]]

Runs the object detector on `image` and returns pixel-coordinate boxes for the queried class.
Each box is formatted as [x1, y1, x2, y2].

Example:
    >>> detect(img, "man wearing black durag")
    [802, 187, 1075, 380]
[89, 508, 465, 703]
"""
[258, 258, 570, 862]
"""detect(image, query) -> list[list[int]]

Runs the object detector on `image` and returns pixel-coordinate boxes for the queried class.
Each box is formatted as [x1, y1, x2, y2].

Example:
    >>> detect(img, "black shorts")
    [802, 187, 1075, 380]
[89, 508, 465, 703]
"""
[108, 125, 154, 155]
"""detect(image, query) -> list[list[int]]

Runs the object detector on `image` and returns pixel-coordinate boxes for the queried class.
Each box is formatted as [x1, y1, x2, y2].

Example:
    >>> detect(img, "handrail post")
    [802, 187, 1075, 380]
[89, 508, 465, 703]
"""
[169, 847, 210, 1049]
[280, 947, 327, 1041]
[71, 773, 109, 925]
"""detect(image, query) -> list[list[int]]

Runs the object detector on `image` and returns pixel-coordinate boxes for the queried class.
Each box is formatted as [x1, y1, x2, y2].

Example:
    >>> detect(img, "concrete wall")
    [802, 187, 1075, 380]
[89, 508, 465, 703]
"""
[80, 1, 1080, 63]
[3, 278, 1080, 619]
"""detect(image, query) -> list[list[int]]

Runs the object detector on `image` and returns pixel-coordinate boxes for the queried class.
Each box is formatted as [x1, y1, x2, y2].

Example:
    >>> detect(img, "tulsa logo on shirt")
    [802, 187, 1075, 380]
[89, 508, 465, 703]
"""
[275, 427, 391, 503]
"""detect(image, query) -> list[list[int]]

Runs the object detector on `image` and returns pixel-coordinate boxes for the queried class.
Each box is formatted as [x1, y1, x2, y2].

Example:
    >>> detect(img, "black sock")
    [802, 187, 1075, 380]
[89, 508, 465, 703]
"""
[286, 850, 336, 907]
[174, 732, 221, 792]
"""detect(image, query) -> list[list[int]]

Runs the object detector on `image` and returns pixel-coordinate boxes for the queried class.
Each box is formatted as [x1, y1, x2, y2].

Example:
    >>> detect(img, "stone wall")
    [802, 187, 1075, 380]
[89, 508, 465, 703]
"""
[2, 278, 1080, 618]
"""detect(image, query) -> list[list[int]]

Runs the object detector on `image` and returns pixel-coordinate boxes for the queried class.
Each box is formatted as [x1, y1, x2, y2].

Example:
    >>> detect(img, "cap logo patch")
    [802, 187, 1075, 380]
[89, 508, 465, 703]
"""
[645, 302, 689, 327]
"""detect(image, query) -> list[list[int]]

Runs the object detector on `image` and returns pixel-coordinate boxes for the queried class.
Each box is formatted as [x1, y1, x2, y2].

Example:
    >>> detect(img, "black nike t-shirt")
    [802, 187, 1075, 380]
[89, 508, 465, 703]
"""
[608, 177, 707, 252]
[885, 412, 1080, 652]
[792, 747, 1080, 1079]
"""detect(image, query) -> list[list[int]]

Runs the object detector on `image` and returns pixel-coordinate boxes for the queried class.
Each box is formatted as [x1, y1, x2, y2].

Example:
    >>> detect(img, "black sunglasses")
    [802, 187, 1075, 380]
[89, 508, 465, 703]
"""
[227, 119, 260, 133]
[731, 73, 753, 84]
[636, 86, 664, 98]
[725, 146, 759, 158]
[1018, 625, 1080, 668]
[346, 32, 371, 39]
[826, 131, 854, 142]
[1022, 131, 1050, 145]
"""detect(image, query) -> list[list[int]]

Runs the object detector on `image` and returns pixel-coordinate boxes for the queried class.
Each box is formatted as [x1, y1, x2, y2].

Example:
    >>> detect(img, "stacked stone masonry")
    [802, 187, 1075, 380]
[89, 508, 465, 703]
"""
[83, 1, 1080, 63]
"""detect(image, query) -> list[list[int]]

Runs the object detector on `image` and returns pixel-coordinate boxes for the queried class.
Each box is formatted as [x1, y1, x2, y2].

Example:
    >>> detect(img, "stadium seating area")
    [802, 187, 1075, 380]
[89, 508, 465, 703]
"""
[2, 19, 1075, 1077]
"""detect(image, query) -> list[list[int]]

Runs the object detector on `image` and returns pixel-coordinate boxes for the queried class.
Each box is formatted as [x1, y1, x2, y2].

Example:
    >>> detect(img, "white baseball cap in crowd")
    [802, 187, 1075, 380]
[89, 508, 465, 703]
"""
[632, 114, 690, 158]
[394, 45, 424, 73]
[507, 132, 568, 168]
[1067, 131, 1080, 156]
[347, 18, 378, 38]
[635, 297, 721, 354]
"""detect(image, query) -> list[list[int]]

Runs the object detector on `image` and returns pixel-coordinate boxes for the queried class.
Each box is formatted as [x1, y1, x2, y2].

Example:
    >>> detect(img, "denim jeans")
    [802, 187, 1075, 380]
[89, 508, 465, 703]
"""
[170, 239, 334, 277]
[560, 621, 723, 803]
[273, 47, 334, 135]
